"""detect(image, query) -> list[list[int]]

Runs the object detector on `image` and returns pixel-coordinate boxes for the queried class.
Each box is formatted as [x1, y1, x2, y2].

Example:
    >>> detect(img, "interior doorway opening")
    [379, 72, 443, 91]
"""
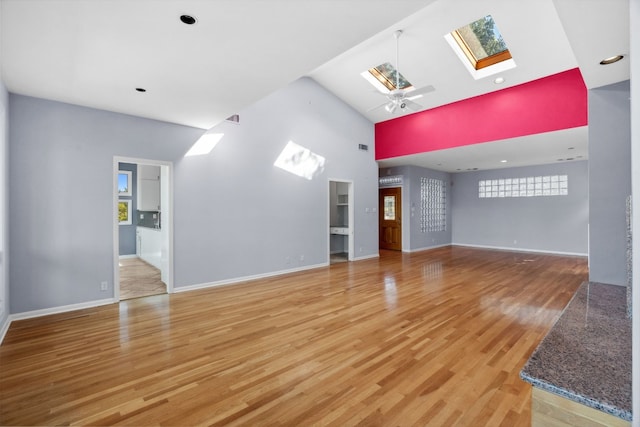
[329, 180, 354, 264]
[114, 157, 173, 301]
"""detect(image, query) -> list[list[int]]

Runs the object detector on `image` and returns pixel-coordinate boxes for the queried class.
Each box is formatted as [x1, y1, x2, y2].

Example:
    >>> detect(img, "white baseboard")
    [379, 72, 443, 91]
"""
[403, 243, 450, 253]
[8, 298, 116, 322]
[174, 262, 329, 293]
[451, 243, 587, 257]
[0, 298, 117, 346]
[352, 253, 379, 261]
[118, 254, 138, 260]
[0, 315, 10, 345]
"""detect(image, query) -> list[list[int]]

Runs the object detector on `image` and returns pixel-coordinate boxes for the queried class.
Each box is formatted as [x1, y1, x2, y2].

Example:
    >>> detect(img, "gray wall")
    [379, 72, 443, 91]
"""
[117, 162, 137, 256]
[588, 80, 631, 286]
[9, 77, 378, 313]
[379, 165, 452, 252]
[173, 77, 378, 287]
[451, 161, 589, 255]
[9, 95, 203, 313]
[0, 79, 8, 330]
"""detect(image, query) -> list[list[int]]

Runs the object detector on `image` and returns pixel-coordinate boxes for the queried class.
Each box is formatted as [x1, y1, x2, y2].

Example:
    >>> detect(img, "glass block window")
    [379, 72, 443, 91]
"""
[379, 175, 403, 186]
[478, 175, 568, 198]
[421, 178, 446, 232]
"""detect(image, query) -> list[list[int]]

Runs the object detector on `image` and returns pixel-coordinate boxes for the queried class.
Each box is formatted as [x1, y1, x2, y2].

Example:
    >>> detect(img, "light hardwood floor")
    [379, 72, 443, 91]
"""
[0, 246, 588, 426]
[119, 257, 166, 300]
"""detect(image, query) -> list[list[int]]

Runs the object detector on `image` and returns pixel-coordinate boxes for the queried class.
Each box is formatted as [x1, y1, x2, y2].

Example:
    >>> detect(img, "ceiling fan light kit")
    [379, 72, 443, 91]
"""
[369, 30, 435, 115]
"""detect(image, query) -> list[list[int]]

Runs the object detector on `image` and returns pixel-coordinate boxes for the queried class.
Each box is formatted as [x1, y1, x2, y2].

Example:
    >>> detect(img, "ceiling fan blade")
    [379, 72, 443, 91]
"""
[408, 85, 435, 97]
[367, 101, 392, 112]
[401, 99, 423, 111]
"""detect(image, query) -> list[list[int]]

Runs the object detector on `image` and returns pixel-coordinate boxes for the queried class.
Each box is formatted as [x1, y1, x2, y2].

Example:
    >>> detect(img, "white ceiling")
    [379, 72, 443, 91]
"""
[0, 0, 631, 172]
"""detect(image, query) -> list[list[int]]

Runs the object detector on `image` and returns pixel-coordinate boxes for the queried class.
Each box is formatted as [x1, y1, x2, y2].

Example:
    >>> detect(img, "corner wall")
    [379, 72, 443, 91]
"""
[173, 77, 378, 288]
[8, 77, 378, 314]
[589, 80, 631, 286]
[0, 80, 8, 337]
[451, 161, 588, 255]
[378, 165, 452, 252]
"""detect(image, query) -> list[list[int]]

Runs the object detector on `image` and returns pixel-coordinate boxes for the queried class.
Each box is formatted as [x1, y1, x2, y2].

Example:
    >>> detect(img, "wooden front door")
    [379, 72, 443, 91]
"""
[379, 187, 402, 250]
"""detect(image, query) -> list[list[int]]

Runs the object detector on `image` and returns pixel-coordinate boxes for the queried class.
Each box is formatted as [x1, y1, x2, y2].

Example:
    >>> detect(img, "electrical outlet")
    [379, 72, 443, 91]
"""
[299, 254, 304, 262]
[100, 281, 108, 291]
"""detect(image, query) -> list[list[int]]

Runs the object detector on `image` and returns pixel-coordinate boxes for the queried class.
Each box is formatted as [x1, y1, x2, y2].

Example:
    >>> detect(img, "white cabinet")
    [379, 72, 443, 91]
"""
[138, 165, 161, 211]
[136, 227, 162, 269]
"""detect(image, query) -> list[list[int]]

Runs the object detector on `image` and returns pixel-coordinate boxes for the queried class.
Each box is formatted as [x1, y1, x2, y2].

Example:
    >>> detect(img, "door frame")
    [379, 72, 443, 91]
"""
[113, 156, 174, 300]
[327, 179, 354, 262]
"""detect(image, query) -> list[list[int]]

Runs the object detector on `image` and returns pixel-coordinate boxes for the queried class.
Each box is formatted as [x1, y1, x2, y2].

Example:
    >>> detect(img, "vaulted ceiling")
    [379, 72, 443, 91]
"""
[0, 0, 630, 171]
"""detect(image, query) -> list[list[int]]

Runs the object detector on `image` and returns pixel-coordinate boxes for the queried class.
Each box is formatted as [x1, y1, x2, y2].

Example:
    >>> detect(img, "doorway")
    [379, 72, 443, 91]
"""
[113, 157, 173, 301]
[329, 180, 354, 263]
[379, 187, 402, 251]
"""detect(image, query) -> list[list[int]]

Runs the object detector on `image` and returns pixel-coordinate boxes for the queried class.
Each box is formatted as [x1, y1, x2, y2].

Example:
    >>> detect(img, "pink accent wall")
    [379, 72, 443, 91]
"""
[375, 68, 587, 160]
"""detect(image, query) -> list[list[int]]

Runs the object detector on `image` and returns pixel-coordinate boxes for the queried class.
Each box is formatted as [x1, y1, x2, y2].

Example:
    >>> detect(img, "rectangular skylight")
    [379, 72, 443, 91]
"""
[362, 62, 413, 93]
[445, 15, 516, 79]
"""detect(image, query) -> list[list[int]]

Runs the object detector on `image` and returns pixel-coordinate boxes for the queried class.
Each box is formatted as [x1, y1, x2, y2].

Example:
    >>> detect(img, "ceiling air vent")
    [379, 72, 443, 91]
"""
[226, 114, 240, 124]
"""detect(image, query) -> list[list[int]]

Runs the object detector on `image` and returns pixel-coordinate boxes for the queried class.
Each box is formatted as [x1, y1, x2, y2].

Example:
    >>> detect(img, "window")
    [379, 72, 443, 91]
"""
[362, 62, 412, 93]
[445, 15, 516, 79]
[478, 175, 568, 198]
[421, 178, 446, 232]
[118, 199, 132, 225]
[452, 15, 511, 70]
[384, 196, 396, 220]
[379, 175, 403, 186]
[118, 171, 132, 196]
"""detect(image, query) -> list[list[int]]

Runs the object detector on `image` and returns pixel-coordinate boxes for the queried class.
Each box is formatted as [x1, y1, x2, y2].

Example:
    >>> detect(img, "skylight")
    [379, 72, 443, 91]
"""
[362, 62, 413, 93]
[445, 15, 516, 79]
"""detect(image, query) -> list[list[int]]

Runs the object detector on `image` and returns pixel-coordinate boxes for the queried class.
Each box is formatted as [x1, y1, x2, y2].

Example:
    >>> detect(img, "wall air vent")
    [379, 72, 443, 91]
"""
[358, 144, 368, 151]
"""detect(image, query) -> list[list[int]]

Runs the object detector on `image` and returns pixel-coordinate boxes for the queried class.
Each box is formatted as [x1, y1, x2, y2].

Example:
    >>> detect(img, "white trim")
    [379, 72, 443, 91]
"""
[0, 316, 11, 345]
[174, 263, 328, 293]
[451, 242, 587, 257]
[352, 253, 379, 261]
[403, 243, 451, 253]
[8, 298, 115, 322]
[118, 254, 138, 260]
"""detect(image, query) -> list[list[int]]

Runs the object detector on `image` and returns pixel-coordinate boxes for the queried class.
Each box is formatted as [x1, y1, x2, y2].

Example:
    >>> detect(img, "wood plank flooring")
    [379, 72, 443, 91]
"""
[0, 246, 588, 426]
[119, 257, 166, 300]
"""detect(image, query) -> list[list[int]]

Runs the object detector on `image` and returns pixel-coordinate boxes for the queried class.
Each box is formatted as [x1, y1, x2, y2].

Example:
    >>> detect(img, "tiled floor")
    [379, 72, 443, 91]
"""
[119, 257, 166, 300]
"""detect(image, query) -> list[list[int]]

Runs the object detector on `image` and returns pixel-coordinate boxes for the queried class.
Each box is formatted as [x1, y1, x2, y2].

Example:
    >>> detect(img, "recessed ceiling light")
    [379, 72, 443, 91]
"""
[600, 55, 624, 65]
[135, 88, 146, 92]
[500, 159, 507, 163]
[180, 14, 197, 25]
[494, 77, 505, 84]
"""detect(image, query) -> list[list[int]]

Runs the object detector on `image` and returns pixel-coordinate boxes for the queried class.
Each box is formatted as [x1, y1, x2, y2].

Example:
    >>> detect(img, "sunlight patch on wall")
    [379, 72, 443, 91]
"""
[185, 132, 224, 157]
[274, 141, 325, 180]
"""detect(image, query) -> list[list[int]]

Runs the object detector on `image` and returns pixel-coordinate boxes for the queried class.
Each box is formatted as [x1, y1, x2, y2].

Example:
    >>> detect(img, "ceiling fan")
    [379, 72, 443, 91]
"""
[370, 30, 435, 114]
